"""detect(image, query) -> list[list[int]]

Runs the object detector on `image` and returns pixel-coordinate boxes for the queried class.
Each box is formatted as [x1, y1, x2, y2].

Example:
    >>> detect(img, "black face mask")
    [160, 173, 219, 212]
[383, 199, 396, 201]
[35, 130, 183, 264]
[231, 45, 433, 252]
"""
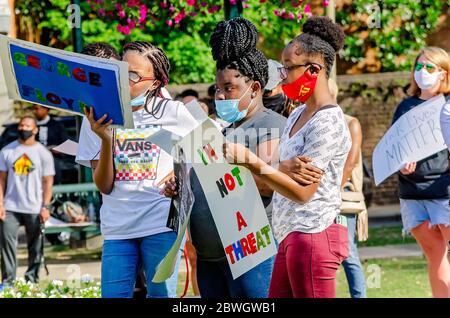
[262, 93, 287, 114]
[18, 129, 34, 141]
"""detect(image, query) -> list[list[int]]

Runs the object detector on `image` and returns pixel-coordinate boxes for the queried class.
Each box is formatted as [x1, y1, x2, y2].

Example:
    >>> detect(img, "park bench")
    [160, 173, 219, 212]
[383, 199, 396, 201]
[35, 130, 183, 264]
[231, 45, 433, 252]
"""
[46, 182, 101, 248]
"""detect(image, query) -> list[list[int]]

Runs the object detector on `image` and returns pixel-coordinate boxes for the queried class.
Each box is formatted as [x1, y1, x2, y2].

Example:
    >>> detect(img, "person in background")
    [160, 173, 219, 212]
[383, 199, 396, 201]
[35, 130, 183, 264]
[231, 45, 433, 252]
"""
[206, 84, 217, 118]
[31, 105, 70, 245]
[263, 59, 288, 115]
[177, 88, 210, 119]
[31, 105, 68, 184]
[329, 78, 368, 298]
[0, 116, 55, 284]
[178, 89, 199, 105]
[197, 99, 212, 117]
[440, 100, 450, 151]
[393, 47, 450, 298]
[262, 59, 301, 118]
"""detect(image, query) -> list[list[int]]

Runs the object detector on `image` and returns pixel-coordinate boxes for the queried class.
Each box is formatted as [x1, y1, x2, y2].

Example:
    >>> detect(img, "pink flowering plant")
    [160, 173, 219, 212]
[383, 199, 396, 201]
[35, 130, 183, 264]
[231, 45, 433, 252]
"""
[87, 0, 325, 35]
[18, 0, 328, 84]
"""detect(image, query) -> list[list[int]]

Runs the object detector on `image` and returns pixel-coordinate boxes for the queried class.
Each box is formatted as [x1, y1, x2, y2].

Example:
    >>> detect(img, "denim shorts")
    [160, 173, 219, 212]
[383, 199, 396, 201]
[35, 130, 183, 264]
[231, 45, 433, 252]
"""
[400, 198, 450, 234]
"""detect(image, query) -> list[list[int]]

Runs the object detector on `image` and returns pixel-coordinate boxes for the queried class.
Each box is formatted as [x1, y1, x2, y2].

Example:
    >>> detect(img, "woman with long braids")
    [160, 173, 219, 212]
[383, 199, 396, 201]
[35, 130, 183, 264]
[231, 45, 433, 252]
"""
[76, 41, 198, 298]
[223, 16, 351, 298]
[164, 17, 286, 298]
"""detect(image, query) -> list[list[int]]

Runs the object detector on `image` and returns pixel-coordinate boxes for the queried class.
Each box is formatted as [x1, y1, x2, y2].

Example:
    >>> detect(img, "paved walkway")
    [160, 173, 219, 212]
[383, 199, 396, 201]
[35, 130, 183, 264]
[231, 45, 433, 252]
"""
[368, 204, 401, 218]
[15, 203, 419, 282]
[16, 243, 424, 282]
[359, 243, 422, 260]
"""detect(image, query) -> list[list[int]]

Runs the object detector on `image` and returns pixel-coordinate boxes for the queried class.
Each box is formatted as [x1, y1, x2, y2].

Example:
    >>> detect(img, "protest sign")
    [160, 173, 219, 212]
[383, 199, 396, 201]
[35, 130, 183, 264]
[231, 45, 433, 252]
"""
[0, 35, 133, 128]
[153, 144, 194, 283]
[178, 119, 277, 279]
[373, 94, 447, 185]
[184, 99, 208, 123]
[52, 140, 78, 156]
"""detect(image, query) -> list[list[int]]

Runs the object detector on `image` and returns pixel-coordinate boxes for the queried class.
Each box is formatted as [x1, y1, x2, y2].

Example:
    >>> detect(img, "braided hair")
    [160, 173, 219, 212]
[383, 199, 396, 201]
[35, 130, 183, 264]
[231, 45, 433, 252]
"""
[81, 42, 120, 60]
[123, 41, 171, 119]
[290, 16, 345, 77]
[209, 17, 268, 89]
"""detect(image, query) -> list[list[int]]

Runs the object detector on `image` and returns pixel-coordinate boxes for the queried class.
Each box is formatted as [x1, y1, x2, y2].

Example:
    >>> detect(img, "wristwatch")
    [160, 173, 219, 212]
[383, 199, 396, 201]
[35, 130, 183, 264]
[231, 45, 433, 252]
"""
[41, 204, 51, 210]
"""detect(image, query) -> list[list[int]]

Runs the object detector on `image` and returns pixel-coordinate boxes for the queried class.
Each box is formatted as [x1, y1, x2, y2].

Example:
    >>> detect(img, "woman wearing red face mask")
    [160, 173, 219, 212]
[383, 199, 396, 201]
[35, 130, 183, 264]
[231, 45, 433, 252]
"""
[223, 16, 351, 298]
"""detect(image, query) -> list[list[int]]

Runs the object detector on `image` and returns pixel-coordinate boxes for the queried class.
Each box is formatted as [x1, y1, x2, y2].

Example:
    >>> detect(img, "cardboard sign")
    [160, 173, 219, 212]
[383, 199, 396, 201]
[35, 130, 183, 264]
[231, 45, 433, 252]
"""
[178, 119, 277, 279]
[373, 94, 447, 185]
[153, 145, 194, 283]
[0, 35, 133, 128]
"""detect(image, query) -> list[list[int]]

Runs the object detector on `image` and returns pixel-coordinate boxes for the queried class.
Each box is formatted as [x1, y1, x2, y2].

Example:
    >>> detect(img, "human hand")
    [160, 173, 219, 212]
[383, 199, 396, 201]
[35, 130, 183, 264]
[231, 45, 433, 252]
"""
[400, 162, 416, 175]
[84, 107, 113, 141]
[279, 156, 323, 185]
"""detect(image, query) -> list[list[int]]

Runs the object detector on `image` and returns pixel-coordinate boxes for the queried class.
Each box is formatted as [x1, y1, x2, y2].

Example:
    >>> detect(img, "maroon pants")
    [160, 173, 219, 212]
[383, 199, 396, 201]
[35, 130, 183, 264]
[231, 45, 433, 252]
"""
[269, 223, 349, 298]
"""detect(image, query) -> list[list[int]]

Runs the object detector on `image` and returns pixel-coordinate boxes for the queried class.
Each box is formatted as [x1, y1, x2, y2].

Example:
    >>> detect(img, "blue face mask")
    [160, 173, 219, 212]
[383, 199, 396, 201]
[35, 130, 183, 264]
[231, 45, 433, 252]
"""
[130, 81, 156, 107]
[215, 84, 253, 123]
[130, 91, 148, 107]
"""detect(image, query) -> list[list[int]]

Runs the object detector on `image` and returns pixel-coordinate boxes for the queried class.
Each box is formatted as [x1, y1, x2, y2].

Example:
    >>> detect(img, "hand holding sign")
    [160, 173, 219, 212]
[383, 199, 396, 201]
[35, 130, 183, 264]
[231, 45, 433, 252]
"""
[222, 141, 255, 167]
[0, 35, 133, 128]
[178, 119, 277, 279]
[84, 107, 113, 141]
[372, 94, 447, 185]
[399, 162, 417, 175]
[160, 175, 178, 197]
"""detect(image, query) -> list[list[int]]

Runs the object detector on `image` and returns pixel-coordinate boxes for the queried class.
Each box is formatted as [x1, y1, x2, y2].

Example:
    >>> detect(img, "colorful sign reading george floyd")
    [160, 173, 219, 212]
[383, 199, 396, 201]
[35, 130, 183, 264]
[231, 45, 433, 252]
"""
[0, 35, 133, 128]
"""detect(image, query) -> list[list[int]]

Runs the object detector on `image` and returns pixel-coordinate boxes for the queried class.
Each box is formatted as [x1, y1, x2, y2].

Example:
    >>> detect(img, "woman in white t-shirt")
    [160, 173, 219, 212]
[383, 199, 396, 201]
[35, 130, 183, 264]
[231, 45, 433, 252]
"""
[76, 41, 197, 298]
[223, 17, 351, 298]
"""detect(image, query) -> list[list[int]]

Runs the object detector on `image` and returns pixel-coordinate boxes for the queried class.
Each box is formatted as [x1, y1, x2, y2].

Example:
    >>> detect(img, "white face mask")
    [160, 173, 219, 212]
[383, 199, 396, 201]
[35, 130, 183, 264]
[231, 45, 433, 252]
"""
[414, 69, 442, 90]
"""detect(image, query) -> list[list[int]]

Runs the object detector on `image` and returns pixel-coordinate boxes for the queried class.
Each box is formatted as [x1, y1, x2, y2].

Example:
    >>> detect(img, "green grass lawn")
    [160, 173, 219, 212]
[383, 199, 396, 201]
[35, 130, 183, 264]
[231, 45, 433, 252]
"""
[359, 225, 416, 247]
[336, 257, 431, 298]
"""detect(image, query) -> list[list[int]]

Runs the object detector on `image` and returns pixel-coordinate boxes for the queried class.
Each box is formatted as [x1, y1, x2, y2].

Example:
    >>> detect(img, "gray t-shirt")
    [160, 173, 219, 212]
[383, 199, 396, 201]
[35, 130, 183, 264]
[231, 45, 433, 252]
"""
[190, 107, 286, 261]
[0, 141, 55, 214]
[272, 105, 351, 242]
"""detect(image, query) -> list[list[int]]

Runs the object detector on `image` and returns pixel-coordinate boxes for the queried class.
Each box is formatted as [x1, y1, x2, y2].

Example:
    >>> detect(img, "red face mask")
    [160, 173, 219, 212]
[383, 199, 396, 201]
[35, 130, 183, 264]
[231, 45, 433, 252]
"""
[281, 66, 319, 103]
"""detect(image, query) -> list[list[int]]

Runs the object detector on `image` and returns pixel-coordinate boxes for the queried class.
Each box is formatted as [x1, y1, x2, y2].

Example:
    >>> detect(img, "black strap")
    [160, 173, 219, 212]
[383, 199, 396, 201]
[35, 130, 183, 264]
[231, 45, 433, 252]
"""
[315, 104, 339, 113]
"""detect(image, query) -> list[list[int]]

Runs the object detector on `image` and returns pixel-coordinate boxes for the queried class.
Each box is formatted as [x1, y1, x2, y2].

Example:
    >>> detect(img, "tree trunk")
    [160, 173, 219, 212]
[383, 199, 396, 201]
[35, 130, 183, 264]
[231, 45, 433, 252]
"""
[8, 0, 16, 37]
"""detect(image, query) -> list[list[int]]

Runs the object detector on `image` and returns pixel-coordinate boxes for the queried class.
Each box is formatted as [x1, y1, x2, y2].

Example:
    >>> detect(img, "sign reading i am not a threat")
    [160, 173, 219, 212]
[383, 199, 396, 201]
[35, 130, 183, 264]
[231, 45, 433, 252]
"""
[178, 119, 277, 279]
[0, 35, 133, 128]
[373, 94, 447, 185]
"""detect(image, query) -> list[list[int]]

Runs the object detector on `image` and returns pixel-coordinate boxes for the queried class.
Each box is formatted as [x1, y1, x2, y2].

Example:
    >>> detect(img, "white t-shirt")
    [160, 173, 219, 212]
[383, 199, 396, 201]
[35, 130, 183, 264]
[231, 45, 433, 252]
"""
[76, 97, 198, 240]
[440, 99, 450, 151]
[272, 105, 351, 242]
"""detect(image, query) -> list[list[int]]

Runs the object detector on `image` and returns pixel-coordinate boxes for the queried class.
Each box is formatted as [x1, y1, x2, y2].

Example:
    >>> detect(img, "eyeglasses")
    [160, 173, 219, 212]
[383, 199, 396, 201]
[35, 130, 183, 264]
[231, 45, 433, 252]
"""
[128, 71, 155, 83]
[277, 63, 324, 80]
[415, 62, 439, 73]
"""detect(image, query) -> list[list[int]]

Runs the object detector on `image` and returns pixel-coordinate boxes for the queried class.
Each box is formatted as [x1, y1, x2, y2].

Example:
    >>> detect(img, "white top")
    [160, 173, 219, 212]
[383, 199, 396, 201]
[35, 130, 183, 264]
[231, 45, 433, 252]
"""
[440, 99, 450, 151]
[272, 105, 351, 242]
[76, 97, 198, 240]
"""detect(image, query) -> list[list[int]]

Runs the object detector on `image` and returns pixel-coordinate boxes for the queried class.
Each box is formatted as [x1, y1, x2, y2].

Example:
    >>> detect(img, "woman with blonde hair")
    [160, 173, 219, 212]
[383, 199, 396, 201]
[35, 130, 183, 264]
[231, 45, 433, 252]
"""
[393, 46, 450, 298]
